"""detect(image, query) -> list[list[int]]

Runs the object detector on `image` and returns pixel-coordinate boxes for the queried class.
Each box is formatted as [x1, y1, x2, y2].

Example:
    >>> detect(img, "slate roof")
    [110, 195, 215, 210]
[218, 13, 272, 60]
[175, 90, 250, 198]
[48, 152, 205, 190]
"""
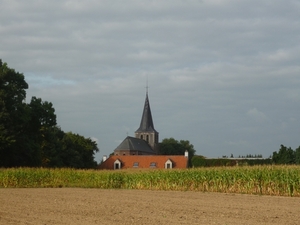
[114, 136, 155, 154]
[135, 93, 158, 133]
[98, 155, 188, 169]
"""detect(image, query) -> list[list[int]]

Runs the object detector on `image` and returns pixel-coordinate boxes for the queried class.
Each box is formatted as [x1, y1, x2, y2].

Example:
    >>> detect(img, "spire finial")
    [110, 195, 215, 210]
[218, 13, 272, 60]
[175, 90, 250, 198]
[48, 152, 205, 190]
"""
[146, 75, 149, 94]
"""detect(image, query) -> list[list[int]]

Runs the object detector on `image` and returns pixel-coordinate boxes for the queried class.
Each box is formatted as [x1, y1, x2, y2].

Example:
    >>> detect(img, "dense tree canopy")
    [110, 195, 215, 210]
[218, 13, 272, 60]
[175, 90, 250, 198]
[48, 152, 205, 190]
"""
[272, 145, 298, 165]
[159, 138, 196, 166]
[0, 60, 99, 168]
[0, 60, 29, 166]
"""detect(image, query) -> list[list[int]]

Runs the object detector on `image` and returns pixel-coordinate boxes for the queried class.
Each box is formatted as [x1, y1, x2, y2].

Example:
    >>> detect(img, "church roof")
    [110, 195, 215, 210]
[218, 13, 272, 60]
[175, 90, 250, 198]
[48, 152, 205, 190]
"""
[98, 155, 188, 169]
[135, 92, 157, 133]
[114, 136, 155, 154]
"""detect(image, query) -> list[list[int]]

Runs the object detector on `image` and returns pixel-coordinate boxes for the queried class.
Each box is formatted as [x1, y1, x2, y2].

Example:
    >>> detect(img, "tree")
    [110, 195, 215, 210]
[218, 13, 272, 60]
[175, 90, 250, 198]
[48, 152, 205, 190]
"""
[295, 146, 300, 164]
[28, 97, 56, 129]
[0, 60, 99, 168]
[272, 145, 295, 165]
[0, 60, 29, 166]
[20, 97, 57, 166]
[159, 138, 196, 166]
[60, 132, 99, 168]
[39, 126, 65, 167]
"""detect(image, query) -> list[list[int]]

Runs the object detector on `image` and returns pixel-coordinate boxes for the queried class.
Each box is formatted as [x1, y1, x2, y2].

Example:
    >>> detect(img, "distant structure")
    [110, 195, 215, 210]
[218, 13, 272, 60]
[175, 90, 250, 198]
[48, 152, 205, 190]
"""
[99, 89, 188, 169]
[98, 153, 188, 170]
[113, 136, 156, 155]
[114, 90, 159, 155]
[134, 90, 159, 153]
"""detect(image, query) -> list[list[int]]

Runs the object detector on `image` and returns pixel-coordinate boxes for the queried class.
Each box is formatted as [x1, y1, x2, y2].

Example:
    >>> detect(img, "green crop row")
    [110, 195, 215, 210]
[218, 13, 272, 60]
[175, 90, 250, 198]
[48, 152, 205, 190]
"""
[1, 166, 300, 197]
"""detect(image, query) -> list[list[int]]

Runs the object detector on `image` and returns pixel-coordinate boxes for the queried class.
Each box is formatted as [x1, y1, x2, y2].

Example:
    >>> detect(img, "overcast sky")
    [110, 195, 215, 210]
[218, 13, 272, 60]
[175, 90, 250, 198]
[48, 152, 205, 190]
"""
[1, 0, 300, 162]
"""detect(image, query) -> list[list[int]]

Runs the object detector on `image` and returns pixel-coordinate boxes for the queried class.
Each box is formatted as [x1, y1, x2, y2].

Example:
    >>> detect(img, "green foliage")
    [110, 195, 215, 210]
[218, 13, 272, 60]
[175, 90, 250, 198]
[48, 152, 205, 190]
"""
[159, 138, 196, 166]
[239, 154, 263, 158]
[28, 97, 56, 129]
[1, 166, 300, 197]
[272, 145, 297, 165]
[0, 60, 29, 166]
[192, 144, 300, 168]
[60, 132, 99, 169]
[295, 146, 300, 164]
[0, 61, 58, 167]
[191, 156, 236, 167]
[159, 138, 183, 155]
[0, 60, 99, 168]
[239, 158, 272, 166]
[40, 126, 65, 167]
[191, 156, 272, 167]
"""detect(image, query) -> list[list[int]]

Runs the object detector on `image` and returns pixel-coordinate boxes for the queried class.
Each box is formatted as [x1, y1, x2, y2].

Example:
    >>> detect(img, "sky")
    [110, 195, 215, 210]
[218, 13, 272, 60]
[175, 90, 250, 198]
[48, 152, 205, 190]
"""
[1, 0, 300, 162]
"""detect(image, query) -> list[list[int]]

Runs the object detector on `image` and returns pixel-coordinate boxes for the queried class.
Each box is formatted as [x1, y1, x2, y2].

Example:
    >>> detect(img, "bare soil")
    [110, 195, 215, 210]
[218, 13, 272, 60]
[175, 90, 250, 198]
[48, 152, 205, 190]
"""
[0, 188, 299, 225]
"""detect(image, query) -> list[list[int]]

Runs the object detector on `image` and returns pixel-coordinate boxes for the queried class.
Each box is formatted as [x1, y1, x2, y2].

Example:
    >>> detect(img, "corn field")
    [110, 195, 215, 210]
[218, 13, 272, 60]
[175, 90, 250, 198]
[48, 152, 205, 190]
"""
[0, 166, 300, 197]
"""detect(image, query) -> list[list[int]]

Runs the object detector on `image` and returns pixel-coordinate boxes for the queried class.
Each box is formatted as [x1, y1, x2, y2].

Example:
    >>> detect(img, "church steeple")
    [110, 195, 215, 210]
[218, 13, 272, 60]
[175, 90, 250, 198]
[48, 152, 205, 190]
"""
[136, 92, 157, 132]
[135, 91, 159, 154]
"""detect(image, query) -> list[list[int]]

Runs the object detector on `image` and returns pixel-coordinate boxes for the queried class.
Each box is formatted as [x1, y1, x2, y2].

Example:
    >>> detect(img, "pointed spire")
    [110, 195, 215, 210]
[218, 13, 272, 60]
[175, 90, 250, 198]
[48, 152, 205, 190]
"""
[135, 92, 157, 132]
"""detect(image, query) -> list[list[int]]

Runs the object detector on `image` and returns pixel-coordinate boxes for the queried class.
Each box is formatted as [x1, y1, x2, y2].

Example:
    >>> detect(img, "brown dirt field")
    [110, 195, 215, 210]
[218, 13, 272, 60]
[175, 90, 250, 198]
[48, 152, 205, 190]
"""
[0, 188, 299, 225]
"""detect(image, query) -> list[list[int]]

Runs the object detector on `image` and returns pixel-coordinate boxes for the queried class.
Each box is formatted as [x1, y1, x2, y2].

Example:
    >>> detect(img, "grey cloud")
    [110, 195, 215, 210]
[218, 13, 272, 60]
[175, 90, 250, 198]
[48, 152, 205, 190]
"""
[1, 0, 300, 160]
[247, 108, 267, 122]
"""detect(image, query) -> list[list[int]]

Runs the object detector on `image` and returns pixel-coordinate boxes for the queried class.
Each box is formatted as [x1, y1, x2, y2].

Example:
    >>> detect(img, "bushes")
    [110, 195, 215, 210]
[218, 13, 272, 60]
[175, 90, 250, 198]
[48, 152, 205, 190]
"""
[191, 156, 237, 167]
[191, 156, 272, 167]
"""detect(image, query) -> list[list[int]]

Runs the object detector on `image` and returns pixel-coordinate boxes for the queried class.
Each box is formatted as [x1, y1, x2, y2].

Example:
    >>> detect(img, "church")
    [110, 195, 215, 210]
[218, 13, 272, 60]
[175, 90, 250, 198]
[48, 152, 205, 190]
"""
[114, 90, 159, 156]
[98, 90, 188, 169]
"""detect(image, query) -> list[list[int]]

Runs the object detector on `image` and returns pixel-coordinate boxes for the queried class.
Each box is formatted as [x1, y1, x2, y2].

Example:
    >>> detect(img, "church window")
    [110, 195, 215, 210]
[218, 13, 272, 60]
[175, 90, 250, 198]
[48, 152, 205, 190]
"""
[140, 135, 143, 139]
[114, 160, 121, 170]
[165, 159, 173, 169]
[146, 135, 149, 142]
[150, 162, 156, 168]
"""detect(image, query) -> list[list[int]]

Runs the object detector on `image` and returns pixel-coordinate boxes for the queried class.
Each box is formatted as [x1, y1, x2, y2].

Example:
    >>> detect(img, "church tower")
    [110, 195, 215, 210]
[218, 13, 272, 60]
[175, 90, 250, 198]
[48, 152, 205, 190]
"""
[135, 91, 159, 154]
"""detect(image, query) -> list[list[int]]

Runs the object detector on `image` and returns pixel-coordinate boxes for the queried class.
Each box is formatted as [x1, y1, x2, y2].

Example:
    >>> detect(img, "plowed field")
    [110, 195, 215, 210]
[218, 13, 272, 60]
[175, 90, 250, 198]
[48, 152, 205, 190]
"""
[0, 189, 299, 225]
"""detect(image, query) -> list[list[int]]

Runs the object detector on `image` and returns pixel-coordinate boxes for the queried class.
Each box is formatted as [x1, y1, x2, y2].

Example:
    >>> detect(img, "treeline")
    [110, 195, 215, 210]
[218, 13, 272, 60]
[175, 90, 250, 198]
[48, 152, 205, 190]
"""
[222, 154, 263, 158]
[191, 156, 237, 167]
[191, 156, 272, 167]
[272, 145, 300, 165]
[0, 60, 99, 168]
[241, 154, 263, 158]
[192, 144, 300, 167]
